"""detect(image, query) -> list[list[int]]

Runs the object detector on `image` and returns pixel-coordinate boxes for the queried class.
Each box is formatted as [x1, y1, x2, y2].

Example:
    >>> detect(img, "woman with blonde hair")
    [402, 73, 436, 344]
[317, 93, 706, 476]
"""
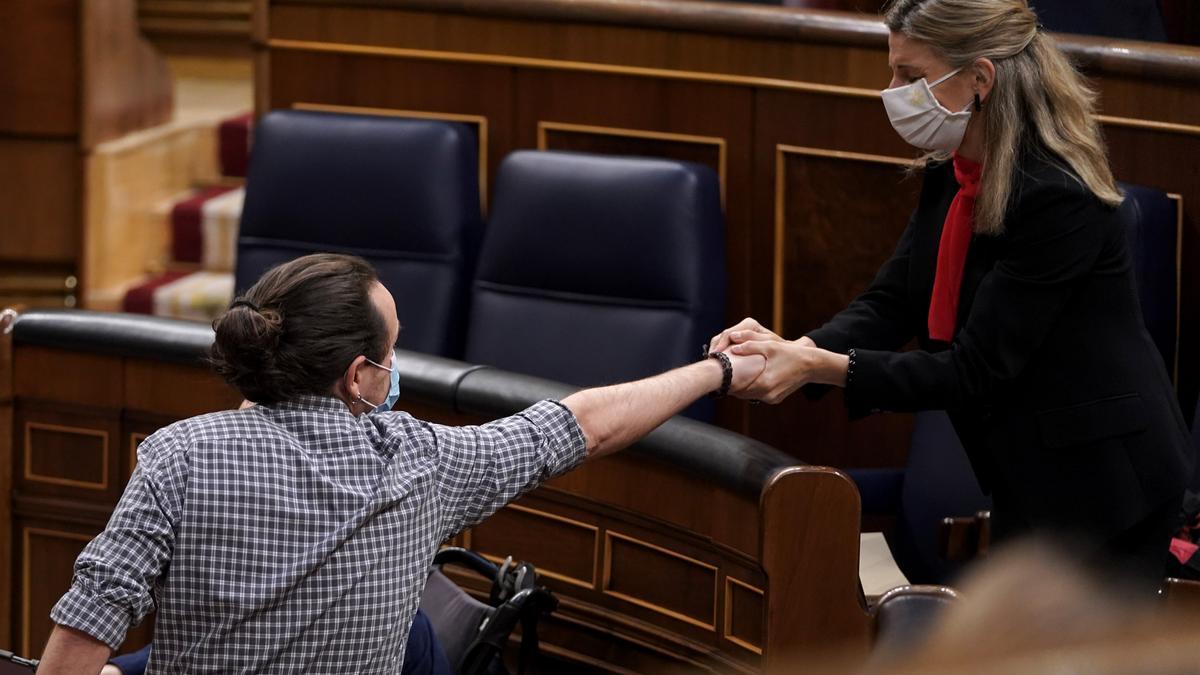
[712, 0, 1192, 587]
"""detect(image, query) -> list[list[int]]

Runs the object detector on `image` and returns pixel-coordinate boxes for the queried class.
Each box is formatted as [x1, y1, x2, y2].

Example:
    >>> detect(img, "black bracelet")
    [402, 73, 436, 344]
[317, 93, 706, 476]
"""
[708, 351, 733, 398]
[846, 348, 857, 389]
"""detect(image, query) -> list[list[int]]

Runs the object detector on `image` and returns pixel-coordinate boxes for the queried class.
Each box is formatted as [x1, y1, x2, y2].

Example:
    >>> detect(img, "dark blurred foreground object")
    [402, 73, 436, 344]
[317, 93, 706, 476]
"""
[859, 542, 1200, 675]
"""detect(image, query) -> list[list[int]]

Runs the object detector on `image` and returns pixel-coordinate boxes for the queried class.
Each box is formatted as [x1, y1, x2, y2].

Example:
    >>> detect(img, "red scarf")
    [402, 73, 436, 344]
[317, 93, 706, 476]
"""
[928, 153, 983, 342]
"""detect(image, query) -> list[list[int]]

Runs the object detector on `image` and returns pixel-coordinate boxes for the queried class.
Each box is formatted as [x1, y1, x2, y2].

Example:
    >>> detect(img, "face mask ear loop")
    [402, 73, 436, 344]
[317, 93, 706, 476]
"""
[927, 67, 962, 89]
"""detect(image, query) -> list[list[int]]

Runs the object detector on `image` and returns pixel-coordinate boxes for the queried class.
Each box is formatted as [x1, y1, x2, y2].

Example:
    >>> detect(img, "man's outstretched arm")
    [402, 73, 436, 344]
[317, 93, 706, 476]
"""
[427, 351, 764, 538]
[562, 352, 764, 459]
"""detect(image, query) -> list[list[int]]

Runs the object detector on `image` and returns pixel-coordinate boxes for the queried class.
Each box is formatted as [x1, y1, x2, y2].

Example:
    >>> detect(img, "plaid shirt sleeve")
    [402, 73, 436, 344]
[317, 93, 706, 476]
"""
[50, 427, 188, 650]
[420, 400, 587, 540]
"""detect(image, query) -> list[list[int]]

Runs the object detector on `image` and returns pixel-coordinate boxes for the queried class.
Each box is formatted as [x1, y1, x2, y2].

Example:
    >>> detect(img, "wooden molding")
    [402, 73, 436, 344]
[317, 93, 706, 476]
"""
[23, 422, 110, 491]
[601, 530, 719, 631]
[537, 121, 728, 207]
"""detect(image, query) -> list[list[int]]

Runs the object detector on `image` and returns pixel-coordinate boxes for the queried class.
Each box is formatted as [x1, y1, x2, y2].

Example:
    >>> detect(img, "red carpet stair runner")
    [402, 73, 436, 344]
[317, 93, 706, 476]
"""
[121, 112, 251, 321]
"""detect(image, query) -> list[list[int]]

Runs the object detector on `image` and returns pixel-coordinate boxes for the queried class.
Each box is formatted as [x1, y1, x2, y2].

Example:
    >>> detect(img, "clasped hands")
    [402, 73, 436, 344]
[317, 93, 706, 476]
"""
[709, 318, 849, 404]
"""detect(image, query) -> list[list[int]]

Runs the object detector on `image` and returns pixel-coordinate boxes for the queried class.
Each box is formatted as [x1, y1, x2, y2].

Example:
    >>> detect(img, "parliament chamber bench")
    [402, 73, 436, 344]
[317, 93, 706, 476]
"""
[0, 309, 931, 672]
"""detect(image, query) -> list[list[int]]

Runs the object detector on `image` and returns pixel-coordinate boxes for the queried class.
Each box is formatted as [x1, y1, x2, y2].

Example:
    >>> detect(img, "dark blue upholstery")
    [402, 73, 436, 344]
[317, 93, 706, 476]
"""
[236, 110, 482, 357]
[1120, 182, 1179, 379]
[852, 183, 1180, 584]
[464, 150, 726, 420]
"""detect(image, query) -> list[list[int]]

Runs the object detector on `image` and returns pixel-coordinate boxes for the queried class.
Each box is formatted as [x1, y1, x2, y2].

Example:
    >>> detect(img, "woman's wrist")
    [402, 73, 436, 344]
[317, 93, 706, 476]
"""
[815, 349, 850, 387]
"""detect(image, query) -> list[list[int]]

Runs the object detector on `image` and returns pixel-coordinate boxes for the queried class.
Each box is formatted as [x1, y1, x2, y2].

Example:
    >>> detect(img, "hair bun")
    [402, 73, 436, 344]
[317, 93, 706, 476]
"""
[210, 302, 284, 401]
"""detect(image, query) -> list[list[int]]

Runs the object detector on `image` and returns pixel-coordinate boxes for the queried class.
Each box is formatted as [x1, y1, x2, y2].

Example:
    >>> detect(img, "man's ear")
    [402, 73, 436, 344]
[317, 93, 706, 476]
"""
[340, 355, 369, 402]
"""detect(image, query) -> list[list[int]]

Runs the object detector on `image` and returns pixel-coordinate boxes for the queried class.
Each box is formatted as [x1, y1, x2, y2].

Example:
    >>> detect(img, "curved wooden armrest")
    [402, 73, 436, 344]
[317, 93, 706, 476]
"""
[938, 510, 991, 562]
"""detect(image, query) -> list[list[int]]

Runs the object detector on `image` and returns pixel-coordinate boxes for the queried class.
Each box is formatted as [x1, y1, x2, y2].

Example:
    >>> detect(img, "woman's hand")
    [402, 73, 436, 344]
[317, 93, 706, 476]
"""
[729, 338, 848, 404]
[708, 317, 785, 355]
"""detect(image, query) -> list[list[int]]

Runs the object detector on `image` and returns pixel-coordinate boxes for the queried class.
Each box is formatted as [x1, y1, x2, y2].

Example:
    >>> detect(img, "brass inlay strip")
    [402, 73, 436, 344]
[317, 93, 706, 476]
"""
[476, 503, 599, 590]
[130, 432, 149, 476]
[537, 121, 728, 207]
[1099, 114, 1200, 138]
[602, 530, 719, 631]
[24, 422, 110, 491]
[1167, 193, 1183, 387]
[268, 38, 882, 99]
[23, 527, 94, 656]
[292, 102, 491, 212]
[773, 145, 914, 333]
[723, 576, 765, 655]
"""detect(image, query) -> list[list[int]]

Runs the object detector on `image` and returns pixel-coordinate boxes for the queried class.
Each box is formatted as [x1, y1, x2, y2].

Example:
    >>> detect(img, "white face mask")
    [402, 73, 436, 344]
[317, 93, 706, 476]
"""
[881, 68, 971, 153]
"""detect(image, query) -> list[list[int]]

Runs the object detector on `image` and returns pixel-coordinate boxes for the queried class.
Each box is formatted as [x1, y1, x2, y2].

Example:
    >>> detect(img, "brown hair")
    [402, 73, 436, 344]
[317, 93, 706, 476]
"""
[210, 253, 388, 404]
[885, 0, 1123, 235]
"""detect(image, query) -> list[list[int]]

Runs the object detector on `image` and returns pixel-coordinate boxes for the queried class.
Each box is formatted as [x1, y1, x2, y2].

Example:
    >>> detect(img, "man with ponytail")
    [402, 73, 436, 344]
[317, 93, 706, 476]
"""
[37, 253, 767, 674]
[710, 0, 1192, 590]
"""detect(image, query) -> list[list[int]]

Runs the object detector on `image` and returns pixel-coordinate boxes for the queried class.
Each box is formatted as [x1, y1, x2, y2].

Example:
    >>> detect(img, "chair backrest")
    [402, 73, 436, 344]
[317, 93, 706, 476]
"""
[464, 150, 726, 419]
[896, 411, 992, 583]
[236, 109, 483, 357]
[1119, 182, 1179, 380]
[420, 568, 492, 671]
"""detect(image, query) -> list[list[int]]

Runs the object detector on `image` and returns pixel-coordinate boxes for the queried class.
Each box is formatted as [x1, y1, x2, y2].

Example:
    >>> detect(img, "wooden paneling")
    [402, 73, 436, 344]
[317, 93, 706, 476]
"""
[725, 577, 765, 655]
[138, 0, 253, 55]
[2, 0, 173, 310]
[0, 140, 81, 264]
[470, 503, 598, 589]
[25, 422, 111, 491]
[80, 0, 175, 149]
[603, 530, 719, 631]
[16, 405, 122, 503]
[123, 359, 242, 418]
[0, 1, 80, 137]
[14, 346, 123, 408]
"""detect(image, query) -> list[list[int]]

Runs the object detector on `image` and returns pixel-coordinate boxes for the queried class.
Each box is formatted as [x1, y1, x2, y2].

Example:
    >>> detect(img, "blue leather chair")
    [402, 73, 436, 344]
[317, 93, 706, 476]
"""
[854, 182, 1181, 584]
[464, 150, 726, 420]
[236, 110, 483, 357]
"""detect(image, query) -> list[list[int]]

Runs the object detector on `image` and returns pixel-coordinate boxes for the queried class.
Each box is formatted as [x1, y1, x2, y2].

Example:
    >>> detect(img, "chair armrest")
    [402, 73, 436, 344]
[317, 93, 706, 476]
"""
[938, 510, 991, 562]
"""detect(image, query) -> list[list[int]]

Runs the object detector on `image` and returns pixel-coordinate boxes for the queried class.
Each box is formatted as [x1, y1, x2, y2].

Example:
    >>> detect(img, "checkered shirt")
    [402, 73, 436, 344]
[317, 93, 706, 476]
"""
[50, 395, 587, 673]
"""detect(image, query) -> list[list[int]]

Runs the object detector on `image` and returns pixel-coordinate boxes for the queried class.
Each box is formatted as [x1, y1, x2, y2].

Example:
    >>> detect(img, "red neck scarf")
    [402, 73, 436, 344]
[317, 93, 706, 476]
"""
[928, 152, 982, 342]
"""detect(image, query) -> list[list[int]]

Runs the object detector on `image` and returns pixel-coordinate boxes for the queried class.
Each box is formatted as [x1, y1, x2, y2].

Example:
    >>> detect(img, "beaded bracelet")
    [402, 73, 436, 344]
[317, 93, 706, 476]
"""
[846, 348, 857, 389]
[708, 351, 733, 398]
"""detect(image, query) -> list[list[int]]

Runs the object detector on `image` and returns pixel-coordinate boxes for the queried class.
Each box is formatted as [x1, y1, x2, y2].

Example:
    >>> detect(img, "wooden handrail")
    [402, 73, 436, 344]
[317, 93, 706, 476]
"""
[271, 0, 1200, 83]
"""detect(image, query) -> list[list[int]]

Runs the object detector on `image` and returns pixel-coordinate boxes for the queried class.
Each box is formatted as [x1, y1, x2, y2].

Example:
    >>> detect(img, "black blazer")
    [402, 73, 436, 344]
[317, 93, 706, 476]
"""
[807, 150, 1192, 538]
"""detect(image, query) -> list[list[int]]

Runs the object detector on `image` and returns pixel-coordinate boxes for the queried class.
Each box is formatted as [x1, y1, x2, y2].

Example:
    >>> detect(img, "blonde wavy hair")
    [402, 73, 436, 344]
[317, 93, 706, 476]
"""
[884, 0, 1123, 235]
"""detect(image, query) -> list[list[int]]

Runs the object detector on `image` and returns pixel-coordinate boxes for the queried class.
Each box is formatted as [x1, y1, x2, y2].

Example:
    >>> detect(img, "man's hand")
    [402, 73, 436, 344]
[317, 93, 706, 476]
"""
[724, 350, 766, 396]
[728, 338, 847, 404]
[708, 317, 785, 355]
